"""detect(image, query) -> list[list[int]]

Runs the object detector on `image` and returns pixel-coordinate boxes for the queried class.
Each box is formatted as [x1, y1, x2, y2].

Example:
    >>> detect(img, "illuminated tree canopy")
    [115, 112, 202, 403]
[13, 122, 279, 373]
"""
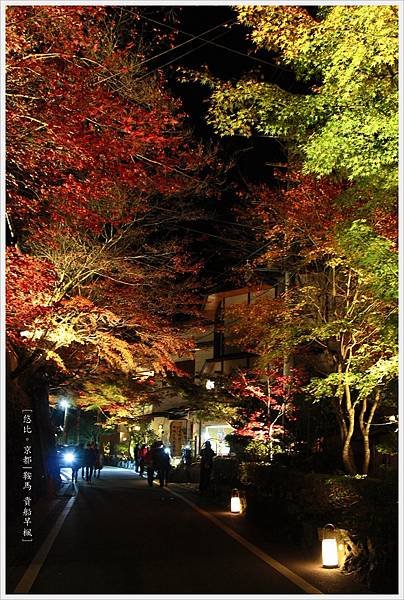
[194, 4, 398, 474]
[203, 6, 398, 198]
[6, 6, 214, 395]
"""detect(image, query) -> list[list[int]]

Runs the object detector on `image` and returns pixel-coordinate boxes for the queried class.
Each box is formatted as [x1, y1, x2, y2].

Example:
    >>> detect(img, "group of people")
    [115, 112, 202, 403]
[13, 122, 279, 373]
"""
[133, 439, 216, 491]
[71, 442, 103, 483]
[67, 438, 216, 489]
[134, 441, 171, 487]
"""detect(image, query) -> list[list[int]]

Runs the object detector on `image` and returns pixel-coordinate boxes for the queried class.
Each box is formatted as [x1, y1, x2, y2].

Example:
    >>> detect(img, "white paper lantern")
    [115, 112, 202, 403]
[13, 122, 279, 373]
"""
[230, 488, 241, 513]
[322, 524, 338, 568]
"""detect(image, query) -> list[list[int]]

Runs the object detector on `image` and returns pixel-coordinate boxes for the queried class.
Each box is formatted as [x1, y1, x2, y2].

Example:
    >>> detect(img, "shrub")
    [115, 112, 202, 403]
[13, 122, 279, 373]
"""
[224, 434, 252, 458]
[237, 464, 398, 592]
[239, 461, 273, 493]
[212, 456, 239, 485]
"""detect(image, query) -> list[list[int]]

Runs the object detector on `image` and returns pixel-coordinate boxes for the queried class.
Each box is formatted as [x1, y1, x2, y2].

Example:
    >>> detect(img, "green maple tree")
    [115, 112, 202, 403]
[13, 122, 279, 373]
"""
[200, 5, 398, 201]
[225, 177, 397, 475]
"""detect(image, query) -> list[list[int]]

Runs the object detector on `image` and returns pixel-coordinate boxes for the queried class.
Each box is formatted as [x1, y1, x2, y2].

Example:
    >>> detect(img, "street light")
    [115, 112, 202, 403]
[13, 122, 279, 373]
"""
[60, 399, 69, 443]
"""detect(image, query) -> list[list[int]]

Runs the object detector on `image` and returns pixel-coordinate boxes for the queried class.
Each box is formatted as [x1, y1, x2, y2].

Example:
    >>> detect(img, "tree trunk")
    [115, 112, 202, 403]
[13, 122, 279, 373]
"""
[7, 348, 60, 504]
[29, 368, 60, 496]
[341, 376, 357, 474]
[359, 389, 381, 475]
[334, 363, 357, 474]
[342, 409, 357, 474]
[76, 407, 81, 444]
[333, 399, 356, 474]
[362, 431, 370, 475]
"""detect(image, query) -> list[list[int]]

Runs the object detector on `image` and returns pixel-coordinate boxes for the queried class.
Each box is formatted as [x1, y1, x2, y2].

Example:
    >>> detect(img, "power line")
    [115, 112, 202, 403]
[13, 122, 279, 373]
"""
[116, 9, 298, 122]
[99, 15, 235, 86]
[133, 16, 236, 71]
[139, 13, 292, 74]
[145, 204, 259, 247]
[112, 10, 289, 290]
[130, 28, 232, 84]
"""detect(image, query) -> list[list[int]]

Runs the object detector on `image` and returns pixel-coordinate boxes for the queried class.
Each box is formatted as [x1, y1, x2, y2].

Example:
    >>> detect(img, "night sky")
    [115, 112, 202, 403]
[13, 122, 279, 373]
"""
[129, 6, 307, 289]
[146, 6, 299, 172]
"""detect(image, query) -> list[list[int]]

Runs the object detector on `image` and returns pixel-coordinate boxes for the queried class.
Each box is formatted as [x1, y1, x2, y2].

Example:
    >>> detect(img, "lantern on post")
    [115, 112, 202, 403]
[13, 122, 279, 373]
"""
[230, 488, 241, 514]
[321, 523, 338, 568]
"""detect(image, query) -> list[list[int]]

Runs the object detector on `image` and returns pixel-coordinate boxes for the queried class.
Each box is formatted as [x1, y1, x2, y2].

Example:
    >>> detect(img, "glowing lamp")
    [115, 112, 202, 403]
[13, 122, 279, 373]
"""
[322, 523, 338, 568]
[64, 452, 75, 465]
[206, 379, 215, 390]
[230, 488, 241, 514]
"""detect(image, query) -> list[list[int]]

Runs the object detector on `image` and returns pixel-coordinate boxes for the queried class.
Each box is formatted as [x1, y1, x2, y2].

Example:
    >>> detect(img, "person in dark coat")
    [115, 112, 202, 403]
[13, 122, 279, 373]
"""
[182, 445, 192, 482]
[72, 443, 84, 483]
[155, 443, 170, 487]
[81, 444, 87, 480]
[84, 442, 97, 482]
[134, 444, 140, 472]
[199, 440, 215, 492]
[138, 444, 148, 478]
[93, 443, 103, 478]
[82, 443, 90, 480]
[144, 445, 155, 487]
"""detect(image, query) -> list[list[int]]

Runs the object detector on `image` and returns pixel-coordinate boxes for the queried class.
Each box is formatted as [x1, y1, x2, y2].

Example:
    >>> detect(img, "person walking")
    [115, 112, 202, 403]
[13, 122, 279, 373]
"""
[81, 443, 88, 480]
[72, 443, 84, 483]
[138, 444, 148, 478]
[133, 444, 140, 472]
[155, 443, 170, 487]
[199, 440, 215, 492]
[144, 445, 155, 487]
[82, 443, 90, 480]
[182, 445, 192, 482]
[84, 442, 97, 482]
[93, 443, 103, 478]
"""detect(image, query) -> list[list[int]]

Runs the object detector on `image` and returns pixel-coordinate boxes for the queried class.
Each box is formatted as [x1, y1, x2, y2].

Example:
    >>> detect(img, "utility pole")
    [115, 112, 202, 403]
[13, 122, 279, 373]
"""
[76, 407, 81, 444]
[266, 376, 273, 460]
[61, 401, 69, 444]
[198, 420, 202, 453]
[282, 269, 293, 443]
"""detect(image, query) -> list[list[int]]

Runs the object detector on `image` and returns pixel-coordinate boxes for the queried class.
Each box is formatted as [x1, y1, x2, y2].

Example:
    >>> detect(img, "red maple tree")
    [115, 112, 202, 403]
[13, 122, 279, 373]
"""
[229, 368, 302, 441]
[6, 7, 210, 234]
[227, 172, 398, 473]
[6, 6, 213, 392]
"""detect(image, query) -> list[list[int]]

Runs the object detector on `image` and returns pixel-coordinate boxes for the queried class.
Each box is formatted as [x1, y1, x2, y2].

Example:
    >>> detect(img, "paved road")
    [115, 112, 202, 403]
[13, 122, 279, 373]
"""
[22, 467, 316, 595]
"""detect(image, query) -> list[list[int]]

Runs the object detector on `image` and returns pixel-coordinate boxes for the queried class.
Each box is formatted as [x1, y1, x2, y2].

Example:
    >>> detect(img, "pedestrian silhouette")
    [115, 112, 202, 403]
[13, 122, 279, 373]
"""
[182, 445, 192, 482]
[144, 444, 156, 487]
[155, 443, 170, 487]
[93, 443, 103, 478]
[72, 443, 84, 483]
[138, 444, 147, 478]
[133, 444, 140, 472]
[84, 442, 96, 482]
[199, 440, 215, 492]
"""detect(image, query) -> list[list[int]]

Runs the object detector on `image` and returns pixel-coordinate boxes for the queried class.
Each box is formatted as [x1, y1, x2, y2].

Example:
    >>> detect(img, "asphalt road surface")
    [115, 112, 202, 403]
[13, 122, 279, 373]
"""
[18, 466, 322, 595]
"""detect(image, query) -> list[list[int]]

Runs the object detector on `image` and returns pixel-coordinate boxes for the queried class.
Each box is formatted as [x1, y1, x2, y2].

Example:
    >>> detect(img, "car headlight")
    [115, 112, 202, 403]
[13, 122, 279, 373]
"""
[64, 452, 75, 464]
